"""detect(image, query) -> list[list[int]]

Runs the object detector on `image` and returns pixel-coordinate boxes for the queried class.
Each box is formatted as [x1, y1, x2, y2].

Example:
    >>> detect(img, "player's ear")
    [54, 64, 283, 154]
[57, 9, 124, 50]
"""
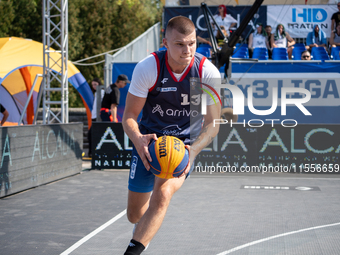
[163, 38, 168, 48]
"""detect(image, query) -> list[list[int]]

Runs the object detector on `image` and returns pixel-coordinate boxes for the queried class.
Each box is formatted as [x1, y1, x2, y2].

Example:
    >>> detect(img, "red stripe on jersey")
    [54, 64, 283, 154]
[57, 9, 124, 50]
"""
[149, 52, 160, 92]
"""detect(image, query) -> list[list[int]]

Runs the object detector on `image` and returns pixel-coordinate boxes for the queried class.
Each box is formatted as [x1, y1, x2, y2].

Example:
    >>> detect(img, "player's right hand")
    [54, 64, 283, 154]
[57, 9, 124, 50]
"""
[135, 133, 158, 170]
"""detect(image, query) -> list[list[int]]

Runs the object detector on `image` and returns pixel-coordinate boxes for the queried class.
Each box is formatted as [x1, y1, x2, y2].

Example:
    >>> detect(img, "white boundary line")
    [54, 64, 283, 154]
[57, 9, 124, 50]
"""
[60, 209, 127, 255]
[216, 222, 340, 255]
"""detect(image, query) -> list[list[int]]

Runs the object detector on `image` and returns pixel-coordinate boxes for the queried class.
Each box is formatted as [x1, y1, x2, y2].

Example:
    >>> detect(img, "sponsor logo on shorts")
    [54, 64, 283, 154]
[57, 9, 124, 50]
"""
[130, 156, 138, 179]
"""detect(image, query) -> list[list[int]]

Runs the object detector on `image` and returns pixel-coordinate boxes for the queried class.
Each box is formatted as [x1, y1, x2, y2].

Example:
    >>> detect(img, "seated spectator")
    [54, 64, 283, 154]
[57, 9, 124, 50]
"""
[211, 5, 237, 39]
[248, 23, 269, 58]
[306, 24, 327, 51]
[265, 25, 273, 58]
[300, 50, 311, 60]
[271, 24, 295, 59]
[330, 22, 340, 48]
[197, 36, 212, 46]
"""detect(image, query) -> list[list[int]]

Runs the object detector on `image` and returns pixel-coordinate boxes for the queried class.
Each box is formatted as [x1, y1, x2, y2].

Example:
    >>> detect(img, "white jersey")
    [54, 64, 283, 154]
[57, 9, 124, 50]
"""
[211, 14, 237, 37]
[252, 33, 267, 48]
[91, 89, 105, 119]
[274, 35, 287, 48]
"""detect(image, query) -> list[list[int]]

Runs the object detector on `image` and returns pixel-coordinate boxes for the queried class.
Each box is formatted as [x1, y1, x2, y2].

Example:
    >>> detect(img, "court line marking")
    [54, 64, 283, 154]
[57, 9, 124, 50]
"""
[60, 209, 127, 255]
[216, 222, 340, 255]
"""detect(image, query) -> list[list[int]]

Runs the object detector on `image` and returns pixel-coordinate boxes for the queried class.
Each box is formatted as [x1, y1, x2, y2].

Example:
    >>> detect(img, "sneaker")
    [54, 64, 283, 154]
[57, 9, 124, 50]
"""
[132, 223, 149, 250]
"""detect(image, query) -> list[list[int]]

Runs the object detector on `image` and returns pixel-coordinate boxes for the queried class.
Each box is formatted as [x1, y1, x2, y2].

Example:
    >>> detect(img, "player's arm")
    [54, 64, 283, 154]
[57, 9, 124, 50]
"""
[110, 103, 118, 122]
[181, 102, 221, 176]
[1, 109, 9, 126]
[122, 92, 157, 170]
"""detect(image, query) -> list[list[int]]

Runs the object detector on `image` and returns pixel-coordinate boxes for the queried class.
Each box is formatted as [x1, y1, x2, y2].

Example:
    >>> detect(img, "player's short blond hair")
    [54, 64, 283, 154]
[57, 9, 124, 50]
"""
[165, 16, 196, 37]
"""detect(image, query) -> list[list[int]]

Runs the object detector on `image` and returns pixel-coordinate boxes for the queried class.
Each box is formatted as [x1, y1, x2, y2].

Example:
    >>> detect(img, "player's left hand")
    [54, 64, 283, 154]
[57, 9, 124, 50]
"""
[178, 145, 192, 178]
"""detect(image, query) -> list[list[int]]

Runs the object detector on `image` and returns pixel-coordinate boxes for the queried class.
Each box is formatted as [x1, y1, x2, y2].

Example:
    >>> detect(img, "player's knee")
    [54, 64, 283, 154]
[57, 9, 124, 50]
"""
[150, 188, 173, 211]
[126, 208, 142, 224]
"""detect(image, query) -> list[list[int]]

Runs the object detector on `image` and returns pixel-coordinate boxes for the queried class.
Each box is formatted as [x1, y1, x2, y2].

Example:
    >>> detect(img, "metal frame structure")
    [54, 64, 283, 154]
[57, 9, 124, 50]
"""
[42, 0, 69, 124]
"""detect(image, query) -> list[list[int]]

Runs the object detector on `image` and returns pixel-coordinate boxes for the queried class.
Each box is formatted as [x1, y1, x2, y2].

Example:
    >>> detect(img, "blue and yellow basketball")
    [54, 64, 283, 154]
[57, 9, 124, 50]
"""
[148, 136, 189, 179]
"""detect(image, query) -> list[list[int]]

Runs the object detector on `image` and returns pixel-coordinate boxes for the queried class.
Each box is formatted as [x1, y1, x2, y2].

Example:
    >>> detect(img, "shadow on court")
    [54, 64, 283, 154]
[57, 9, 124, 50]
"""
[0, 167, 339, 255]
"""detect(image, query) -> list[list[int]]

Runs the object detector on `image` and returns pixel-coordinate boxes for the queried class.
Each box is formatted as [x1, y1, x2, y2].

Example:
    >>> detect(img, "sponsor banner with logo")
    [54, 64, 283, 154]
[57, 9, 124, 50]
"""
[195, 124, 339, 173]
[267, 5, 338, 38]
[91, 122, 133, 169]
[229, 61, 340, 124]
[0, 124, 83, 197]
[91, 122, 339, 173]
[164, 6, 267, 39]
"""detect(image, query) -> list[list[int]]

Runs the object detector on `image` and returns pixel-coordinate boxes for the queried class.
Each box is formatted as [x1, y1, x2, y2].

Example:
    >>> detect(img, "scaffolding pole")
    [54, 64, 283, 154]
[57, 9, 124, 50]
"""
[42, 0, 69, 124]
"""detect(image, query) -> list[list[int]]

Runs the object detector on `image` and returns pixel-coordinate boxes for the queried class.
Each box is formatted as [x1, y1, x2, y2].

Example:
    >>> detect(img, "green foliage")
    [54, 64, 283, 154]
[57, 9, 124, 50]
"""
[0, 0, 162, 107]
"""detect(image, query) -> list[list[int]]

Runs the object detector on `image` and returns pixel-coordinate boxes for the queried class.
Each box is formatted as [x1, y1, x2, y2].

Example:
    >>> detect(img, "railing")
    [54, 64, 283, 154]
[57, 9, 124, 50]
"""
[104, 23, 161, 87]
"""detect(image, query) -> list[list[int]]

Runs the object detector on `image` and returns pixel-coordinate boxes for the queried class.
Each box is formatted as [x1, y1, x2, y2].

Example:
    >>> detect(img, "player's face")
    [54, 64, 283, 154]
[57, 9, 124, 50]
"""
[163, 29, 196, 73]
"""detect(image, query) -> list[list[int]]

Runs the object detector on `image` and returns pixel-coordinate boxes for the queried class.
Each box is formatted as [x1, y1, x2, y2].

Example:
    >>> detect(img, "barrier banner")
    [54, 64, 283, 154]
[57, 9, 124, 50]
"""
[164, 6, 267, 39]
[267, 5, 337, 38]
[0, 123, 83, 197]
[91, 122, 339, 174]
[195, 124, 340, 174]
[91, 122, 133, 169]
[228, 61, 340, 124]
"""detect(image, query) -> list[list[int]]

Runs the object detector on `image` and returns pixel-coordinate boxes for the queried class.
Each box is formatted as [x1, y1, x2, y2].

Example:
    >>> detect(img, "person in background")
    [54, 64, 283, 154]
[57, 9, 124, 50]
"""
[87, 78, 105, 157]
[0, 103, 9, 126]
[300, 50, 311, 60]
[265, 25, 273, 58]
[211, 5, 237, 39]
[248, 23, 268, 58]
[330, 22, 340, 48]
[100, 74, 130, 122]
[331, 2, 340, 31]
[197, 36, 212, 46]
[271, 24, 295, 59]
[306, 24, 327, 51]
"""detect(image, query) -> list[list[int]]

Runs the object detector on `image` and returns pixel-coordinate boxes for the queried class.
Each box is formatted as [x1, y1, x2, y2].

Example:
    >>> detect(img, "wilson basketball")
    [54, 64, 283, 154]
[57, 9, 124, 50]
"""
[148, 136, 189, 179]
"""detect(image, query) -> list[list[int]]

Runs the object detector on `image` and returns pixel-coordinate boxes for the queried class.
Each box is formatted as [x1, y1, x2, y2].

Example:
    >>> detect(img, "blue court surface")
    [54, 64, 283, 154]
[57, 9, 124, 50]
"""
[1, 161, 340, 255]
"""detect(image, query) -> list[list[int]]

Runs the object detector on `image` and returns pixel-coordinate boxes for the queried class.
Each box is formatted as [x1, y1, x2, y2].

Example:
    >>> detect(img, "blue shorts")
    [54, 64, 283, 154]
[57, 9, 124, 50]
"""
[128, 146, 194, 193]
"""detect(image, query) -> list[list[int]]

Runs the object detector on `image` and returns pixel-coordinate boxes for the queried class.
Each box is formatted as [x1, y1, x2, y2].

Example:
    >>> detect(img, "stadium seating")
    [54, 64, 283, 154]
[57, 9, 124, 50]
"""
[292, 43, 306, 60]
[330, 46, 340, 60]
[272, 48, 288, 60]
[252, 48, 268, 60]
[232, 44, 249, 59]
[311, 47, 330, 60]
[196, 46, 211, 58]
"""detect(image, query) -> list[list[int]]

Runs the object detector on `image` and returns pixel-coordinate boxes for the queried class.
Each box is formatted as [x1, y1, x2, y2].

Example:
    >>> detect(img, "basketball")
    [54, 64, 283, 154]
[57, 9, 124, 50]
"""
[148, 136, 189, 179]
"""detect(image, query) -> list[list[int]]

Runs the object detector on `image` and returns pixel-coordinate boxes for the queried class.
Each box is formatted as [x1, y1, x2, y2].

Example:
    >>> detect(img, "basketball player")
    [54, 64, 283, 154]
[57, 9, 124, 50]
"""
[122, 16, 221, 255]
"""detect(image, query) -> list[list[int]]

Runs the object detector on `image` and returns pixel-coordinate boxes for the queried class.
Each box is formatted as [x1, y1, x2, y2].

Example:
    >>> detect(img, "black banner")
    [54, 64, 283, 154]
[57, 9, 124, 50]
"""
[91, 122, 133, 169]
[92, 123, 339, 174]
[195, 124, 340, 174]
[164, 5, 267, 40]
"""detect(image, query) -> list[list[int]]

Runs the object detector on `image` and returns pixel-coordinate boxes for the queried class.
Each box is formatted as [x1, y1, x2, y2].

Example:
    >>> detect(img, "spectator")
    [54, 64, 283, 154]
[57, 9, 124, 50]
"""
[87, 78, 105, 157]
[248, 23, 269, 58]
[100, 74, 130, 122]
[197, 36, 212, 46]
[211, 5, 237, 39]
[271, 24, 295, 59]
[265, 25, 272, 48]
[0, 103, 9, 126]
[300, 50, 311, 60]
[330, 22, 340, 48]
[306, 24, 327, 51]
[331, 2, 340, 31]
